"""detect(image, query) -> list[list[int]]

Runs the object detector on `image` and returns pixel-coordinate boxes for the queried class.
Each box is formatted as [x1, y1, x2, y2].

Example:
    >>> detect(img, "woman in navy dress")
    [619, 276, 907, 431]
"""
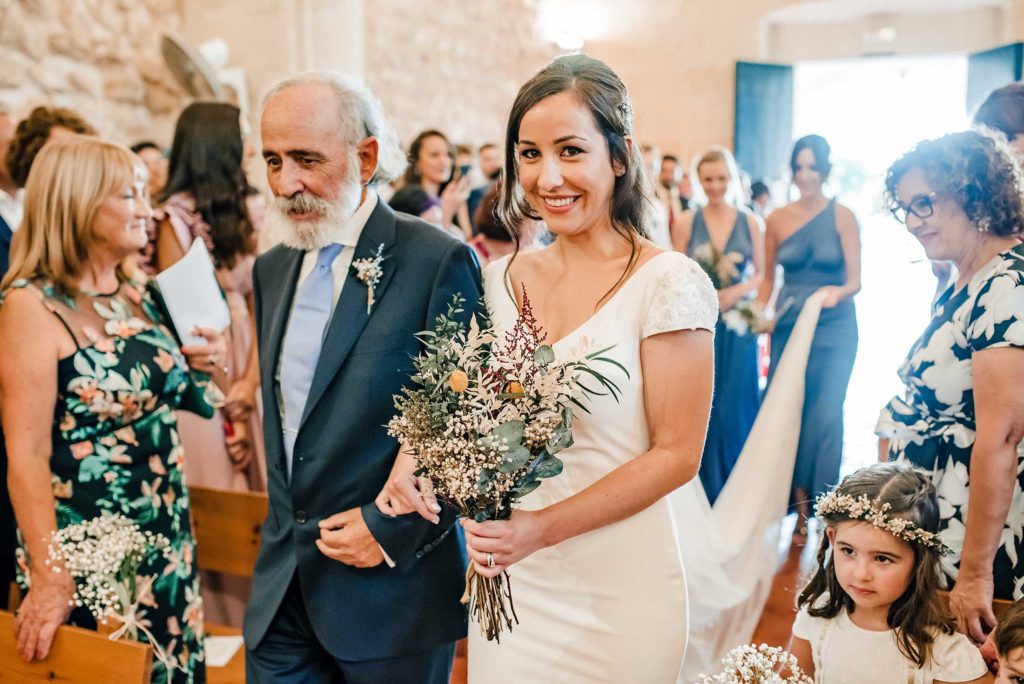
[673, 147, 765, 504]
[757, 135, 861, 522]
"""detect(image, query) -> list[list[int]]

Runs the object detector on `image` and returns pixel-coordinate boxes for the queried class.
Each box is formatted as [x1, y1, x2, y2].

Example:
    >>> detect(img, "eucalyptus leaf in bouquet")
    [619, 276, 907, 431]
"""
[388, 292, 625, 641]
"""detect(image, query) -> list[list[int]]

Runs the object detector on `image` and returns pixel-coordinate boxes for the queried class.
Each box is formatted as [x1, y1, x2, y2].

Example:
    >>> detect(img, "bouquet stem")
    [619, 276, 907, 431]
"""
[461, 564, 518, 642]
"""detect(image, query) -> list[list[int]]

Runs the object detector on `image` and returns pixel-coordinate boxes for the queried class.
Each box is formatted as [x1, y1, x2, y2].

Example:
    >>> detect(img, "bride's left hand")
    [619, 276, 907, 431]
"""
[462, 510, 548, 578]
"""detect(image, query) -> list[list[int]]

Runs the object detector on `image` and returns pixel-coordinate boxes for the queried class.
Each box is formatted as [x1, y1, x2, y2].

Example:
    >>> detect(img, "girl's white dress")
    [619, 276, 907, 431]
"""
[792, 607, 988, 683]
[468, 252, 718, 683]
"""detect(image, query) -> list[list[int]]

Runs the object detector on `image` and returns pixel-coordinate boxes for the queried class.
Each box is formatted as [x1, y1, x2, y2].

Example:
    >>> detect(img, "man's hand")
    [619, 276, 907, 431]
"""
[316, 508, 385, 568]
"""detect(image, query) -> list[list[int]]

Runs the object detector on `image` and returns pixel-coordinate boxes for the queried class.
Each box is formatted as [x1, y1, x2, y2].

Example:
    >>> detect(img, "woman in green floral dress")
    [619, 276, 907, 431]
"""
[0, 136, 228, 683]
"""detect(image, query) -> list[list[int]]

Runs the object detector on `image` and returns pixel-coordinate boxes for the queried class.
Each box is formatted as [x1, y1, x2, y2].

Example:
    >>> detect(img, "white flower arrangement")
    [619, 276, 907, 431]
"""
[692, 243, 744, 289]
[698, 643, 812, 683]
[351, 243, 386, 314]
[815, 491, 953, 554]
[387, 293, 624, 642]
[721, 300, 772, 335]
[44, 513, 180, 679]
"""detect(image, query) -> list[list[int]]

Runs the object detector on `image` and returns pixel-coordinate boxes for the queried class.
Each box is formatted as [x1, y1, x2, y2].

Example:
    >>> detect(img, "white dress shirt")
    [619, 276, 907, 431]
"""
[0, 188, 24, 232]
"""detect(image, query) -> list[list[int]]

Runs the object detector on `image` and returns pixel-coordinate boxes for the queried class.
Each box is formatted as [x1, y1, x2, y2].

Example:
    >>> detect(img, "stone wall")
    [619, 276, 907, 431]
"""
[362, 0, 554, 148]
[0, 0, 188, 144]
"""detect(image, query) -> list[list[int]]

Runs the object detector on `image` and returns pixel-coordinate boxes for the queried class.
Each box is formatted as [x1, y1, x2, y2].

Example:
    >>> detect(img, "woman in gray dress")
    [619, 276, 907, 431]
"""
[757, 134, 861, 524]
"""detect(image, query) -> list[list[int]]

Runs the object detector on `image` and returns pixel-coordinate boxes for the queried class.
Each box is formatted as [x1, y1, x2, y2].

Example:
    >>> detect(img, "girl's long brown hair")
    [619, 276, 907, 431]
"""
[497, 54, 654, 307]
[797, 462, 954, 667]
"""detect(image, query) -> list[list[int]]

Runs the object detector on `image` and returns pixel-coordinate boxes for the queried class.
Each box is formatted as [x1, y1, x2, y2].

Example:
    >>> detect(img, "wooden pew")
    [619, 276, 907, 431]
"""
[189, 485, 267, 579]
[0, 609, 152, 683]
[189, 485, 269, 684]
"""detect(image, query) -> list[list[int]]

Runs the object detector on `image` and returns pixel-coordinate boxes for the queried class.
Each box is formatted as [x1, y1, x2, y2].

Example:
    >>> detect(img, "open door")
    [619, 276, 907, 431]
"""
[734, 61, 794, 183]
[966, 43, 1023, 115]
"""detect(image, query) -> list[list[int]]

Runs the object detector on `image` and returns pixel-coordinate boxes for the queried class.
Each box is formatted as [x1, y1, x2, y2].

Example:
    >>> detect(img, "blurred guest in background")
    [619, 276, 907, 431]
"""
[468, 142, 502, 222]
[655, 152, 685, 231]
[678, 170, 693, 211]
[468, 184, 540, 268]
[0, 106, 21, 280]
[6, 106, 95, 192]
[130, 141, 168, 199]
[129, 141, 168, 275]
[758, 134, 860, 529]
[388, 183, 443, 227]
[674, 146, 764, 504]
[156, 100, 264, 493]
[404, 129, 471, 238]
[749, 180, 772, 217]
[974, 83, 1024, 162]
[155, 101, 265, 625]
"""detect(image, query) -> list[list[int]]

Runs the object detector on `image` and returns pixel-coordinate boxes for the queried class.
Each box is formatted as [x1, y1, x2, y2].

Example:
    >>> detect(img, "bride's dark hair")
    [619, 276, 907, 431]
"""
[797, 462, 954, 667]
[497, 54, 654, 304]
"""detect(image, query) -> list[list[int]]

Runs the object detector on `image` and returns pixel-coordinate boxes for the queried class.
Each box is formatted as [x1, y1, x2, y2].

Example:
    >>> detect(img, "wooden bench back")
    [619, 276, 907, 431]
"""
[0, 609, 151, 683]
[189, 485, 268, 578]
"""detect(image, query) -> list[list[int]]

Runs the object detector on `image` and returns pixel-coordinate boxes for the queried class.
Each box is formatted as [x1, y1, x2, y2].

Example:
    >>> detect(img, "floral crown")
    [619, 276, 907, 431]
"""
[815, 492, 953, 556]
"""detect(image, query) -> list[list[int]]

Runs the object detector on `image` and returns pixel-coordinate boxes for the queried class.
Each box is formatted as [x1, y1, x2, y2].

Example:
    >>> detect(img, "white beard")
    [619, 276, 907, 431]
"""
[264, 165, 363, 251]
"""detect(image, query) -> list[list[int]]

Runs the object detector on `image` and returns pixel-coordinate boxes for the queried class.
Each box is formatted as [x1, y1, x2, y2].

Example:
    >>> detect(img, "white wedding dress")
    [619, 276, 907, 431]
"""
[469, 251, 718, 684]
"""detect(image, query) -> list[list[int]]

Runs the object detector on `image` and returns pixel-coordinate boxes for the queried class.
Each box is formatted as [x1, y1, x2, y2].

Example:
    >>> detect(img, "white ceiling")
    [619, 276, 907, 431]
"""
[766, 0, 1007, 24]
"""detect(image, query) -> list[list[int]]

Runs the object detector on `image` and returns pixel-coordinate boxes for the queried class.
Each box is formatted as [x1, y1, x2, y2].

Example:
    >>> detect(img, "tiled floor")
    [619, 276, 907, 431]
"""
[451, 529, 811, 683]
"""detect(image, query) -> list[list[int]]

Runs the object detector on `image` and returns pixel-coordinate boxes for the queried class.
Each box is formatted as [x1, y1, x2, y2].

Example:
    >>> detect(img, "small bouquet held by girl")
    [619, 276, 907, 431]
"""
[698, 643, 812, 683]
[387, 294, 624, 642]
[790, 463, 991, 683]
[41, 513, 180, 679]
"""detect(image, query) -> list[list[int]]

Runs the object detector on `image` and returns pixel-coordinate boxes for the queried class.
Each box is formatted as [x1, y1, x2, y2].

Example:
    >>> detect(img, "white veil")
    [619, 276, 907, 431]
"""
[675, 291, 825, 681]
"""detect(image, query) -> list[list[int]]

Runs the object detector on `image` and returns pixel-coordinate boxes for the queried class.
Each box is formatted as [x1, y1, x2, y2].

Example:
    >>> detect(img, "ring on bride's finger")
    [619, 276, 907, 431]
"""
[486, 552, 495, 568]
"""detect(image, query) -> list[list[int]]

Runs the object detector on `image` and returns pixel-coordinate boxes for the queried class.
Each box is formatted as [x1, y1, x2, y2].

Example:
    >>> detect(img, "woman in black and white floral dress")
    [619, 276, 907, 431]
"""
[877, 130, 1024, 644]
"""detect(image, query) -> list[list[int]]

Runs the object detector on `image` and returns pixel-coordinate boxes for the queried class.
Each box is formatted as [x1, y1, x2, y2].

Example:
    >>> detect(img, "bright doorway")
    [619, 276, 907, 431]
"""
[791, 54, 971, 474]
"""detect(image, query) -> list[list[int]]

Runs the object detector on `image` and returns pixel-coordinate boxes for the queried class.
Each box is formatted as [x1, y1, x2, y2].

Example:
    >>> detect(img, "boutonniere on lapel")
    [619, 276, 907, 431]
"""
[351, 243, 387, 314]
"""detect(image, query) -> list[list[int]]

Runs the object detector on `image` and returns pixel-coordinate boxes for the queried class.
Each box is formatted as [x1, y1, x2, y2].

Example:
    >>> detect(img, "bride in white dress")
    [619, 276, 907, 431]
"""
[416, 54, 712, 683]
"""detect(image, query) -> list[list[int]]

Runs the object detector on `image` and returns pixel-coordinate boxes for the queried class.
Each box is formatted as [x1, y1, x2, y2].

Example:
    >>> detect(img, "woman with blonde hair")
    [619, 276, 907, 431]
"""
[672, 146, 765, 504]
[0, 136, 227, 683]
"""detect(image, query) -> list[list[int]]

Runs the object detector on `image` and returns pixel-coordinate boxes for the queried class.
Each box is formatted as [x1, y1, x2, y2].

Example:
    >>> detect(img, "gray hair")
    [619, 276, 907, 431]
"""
[261, 71, 406, 185]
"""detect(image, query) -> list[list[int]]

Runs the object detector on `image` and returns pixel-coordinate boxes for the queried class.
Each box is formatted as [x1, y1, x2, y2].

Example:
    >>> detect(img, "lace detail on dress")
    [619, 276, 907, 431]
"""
[642, 256, 719, 338]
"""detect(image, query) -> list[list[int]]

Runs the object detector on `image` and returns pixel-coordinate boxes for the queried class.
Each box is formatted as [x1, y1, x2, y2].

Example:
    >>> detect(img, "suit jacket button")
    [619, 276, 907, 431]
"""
[415, 550, 424, 559]
[295, 510, 308, 524]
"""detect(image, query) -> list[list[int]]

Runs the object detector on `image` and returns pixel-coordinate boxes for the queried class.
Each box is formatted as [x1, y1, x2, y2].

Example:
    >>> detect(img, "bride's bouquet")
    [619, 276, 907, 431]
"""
[698, 644, 812, 683]
[44, 513, 179, 680]
[387, 293, 624, 642]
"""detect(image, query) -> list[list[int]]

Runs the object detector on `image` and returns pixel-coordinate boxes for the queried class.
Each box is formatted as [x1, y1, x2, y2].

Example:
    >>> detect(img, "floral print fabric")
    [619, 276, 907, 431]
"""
[877, 244, 1024, 599]
[6, 278, 219, 683]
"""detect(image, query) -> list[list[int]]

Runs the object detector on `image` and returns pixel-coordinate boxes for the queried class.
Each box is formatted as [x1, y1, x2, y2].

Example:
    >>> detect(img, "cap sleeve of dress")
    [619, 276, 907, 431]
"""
[929, 630, 988, 681]
[790, 606, 825, 642]
[641, 252, 718, 339]
[965, 270, 1024, 353]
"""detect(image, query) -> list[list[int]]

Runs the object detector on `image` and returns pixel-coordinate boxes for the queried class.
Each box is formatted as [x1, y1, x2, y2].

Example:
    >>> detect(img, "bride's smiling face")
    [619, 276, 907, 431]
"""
[515, 91, 621, 238]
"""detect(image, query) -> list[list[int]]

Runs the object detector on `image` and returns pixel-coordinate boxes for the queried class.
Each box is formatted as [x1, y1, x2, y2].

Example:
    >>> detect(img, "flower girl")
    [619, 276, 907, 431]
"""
[790, 462, 992, 683]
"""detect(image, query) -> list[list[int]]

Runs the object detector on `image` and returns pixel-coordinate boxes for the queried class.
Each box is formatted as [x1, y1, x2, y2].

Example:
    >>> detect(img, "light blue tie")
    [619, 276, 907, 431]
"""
[280, 243, 343, 477]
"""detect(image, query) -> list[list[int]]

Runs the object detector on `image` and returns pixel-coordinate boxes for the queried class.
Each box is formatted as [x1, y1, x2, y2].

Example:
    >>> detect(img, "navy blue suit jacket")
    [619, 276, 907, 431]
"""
[243, 199, 481, 660]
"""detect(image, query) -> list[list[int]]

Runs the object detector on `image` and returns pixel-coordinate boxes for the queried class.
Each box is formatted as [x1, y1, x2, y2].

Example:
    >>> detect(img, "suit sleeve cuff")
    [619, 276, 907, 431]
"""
[379, 543, 396, 568]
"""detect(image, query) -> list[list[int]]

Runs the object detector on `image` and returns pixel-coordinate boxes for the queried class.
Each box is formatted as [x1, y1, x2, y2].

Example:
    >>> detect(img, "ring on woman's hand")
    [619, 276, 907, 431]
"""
[486, 552, 495, 569]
